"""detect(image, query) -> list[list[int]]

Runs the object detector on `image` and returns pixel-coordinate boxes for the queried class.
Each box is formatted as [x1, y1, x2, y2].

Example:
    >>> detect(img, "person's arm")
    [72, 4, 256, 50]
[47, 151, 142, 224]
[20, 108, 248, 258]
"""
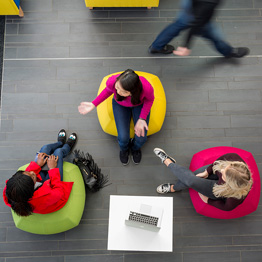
[208, 197, 243, 211]
[92, 75, 117, 107]
[78, 75, 117, 115]
[139, 78, 155, 120]
[92, 87, 114, 107]
[134, 78, 155, 137]
[25, 161, 42, 174]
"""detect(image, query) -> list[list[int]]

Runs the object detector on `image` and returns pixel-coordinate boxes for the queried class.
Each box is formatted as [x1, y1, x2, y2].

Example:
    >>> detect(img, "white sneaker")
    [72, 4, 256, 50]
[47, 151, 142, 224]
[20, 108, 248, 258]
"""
[153, 148, 176, 163]
[156, 183, 174, 194]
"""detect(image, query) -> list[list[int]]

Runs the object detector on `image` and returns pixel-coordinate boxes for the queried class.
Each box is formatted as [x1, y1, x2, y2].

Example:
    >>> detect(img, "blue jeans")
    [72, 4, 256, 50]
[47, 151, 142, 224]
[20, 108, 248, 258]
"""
[151, 0, 232, 56]
[112, 99, 150, 151]
[34, 141, 71, 181]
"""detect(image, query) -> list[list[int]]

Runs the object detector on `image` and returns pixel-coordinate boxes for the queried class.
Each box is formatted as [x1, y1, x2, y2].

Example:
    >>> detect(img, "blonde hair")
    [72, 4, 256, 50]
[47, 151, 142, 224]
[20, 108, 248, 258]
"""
[212, 160, 253, 199]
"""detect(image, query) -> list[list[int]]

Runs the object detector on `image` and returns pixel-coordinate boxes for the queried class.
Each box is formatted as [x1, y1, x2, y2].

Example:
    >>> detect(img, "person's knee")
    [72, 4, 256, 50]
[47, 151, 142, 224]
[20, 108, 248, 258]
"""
[53, 148, 64, 158]
[40, 145, 49, 153]
[118, 134, 130, 145]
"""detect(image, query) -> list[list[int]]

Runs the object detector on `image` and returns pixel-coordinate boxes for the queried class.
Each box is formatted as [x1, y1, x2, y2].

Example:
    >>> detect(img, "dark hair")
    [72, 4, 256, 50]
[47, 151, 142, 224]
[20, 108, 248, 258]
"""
[115, 69, 142, 105]
[5, 171, 34, 217]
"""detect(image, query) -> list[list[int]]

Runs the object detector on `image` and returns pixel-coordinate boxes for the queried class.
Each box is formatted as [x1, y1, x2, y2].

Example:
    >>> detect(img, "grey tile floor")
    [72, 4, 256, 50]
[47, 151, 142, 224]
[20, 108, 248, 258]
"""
[0, 0, 262, 261]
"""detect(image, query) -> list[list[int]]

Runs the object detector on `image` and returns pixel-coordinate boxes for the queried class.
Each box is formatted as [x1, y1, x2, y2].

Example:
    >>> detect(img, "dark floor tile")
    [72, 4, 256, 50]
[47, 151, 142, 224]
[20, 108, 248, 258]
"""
[183, 251, 240, 262]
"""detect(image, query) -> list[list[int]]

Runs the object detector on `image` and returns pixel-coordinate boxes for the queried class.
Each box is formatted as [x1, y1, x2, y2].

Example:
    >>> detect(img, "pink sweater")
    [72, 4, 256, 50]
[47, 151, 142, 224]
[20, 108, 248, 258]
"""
[92, 74, 155, 120]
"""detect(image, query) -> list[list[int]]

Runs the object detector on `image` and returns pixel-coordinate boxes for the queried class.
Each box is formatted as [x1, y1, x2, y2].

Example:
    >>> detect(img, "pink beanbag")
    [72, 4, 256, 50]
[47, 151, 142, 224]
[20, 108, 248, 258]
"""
[189, 147, 261, 219]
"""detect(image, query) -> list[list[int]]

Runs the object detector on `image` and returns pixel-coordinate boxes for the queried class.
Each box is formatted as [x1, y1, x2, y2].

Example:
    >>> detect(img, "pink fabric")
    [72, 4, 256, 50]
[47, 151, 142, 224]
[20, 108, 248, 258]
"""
[92, 74, 155, 120]
[189, 147, 261, 219]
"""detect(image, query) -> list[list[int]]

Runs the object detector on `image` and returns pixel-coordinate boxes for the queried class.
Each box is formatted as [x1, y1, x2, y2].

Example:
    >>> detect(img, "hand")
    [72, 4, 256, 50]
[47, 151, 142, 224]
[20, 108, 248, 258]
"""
[47, 155, 58, 169]
[173, 47, 191, 56]
[36, 153, 48, 167]
[78, 102, 95, 115]
[134, 119, 148, 137]
[196, 170, 208, 179]
[199, 193, 209, 203]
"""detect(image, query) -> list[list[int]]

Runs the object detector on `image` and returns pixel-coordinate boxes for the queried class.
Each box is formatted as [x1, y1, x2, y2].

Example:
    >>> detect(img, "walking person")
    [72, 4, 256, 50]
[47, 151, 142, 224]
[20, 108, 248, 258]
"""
[153, 148, 253, 211]
[149, 0, 249, 58]
[78, 69, 155, 165]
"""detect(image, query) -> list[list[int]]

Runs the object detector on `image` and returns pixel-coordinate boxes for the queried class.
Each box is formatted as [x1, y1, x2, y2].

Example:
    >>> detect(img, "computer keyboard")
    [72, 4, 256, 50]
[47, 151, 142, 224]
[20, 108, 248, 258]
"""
[128, 211, 159, 226]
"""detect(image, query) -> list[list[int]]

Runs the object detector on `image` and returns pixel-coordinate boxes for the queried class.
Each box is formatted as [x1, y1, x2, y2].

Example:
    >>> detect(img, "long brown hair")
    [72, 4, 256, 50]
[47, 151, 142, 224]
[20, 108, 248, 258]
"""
[115, 69, 142, 105]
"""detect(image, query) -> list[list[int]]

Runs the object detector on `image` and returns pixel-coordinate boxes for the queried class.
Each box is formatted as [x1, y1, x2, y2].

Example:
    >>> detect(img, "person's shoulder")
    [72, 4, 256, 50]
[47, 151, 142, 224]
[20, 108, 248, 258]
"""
[220, 153, 245, 163]
[106, 74, 120, 87]
[139, 76, 153, 90]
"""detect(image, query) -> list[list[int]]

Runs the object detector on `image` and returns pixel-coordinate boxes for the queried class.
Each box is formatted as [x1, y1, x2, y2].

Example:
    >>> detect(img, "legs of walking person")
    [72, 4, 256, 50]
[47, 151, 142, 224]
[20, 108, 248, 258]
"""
[201, 22, 233, 57]
[150, 0, 192, 51]
[53, 144, 71, 181]
[167, 163, 218, 199]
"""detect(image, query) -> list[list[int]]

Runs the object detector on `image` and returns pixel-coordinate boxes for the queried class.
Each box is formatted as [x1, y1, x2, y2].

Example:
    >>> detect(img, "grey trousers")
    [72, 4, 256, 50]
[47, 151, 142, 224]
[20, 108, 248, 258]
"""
[168, 163, 219, 200]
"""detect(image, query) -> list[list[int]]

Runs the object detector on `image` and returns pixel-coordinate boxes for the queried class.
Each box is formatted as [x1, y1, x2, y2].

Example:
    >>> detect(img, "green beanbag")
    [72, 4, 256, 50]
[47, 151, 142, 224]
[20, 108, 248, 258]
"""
[11, 162, 85, 234]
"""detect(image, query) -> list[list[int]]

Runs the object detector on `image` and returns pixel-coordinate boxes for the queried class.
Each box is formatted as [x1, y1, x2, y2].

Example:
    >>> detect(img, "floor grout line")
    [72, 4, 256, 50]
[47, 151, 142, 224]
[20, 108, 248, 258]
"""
[4, 55, 262, 61]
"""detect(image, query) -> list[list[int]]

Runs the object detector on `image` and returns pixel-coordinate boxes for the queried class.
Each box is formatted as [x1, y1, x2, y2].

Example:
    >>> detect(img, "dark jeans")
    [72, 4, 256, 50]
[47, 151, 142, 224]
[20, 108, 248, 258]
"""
[168, 163, 219, 200]
[151, 0, 232, 56]
[34, 141, 70, 181]
[112, 98, 150, 151]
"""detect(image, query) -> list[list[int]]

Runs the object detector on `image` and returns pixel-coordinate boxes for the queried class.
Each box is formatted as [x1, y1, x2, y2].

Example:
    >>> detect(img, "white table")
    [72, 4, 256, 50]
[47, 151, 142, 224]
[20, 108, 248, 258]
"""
[107, 195, 173, 252]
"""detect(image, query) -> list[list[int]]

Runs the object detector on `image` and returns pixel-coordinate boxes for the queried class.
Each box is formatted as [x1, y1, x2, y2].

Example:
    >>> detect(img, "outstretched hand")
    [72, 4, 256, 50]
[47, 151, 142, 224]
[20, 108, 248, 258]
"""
[36, 153, 48, 167]
[47, 155, 58, 169]
[134, 119, 148, 137]
[173, 47, 191, 56]
[78, 102, 95, 115]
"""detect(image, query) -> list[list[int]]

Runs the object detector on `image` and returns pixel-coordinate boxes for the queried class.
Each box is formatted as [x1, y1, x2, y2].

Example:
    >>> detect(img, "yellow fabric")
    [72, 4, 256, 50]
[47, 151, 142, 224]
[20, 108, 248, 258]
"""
[97, 71, 166, 137]
[85, 0, 159, 8]
[0, 0, 19, 15]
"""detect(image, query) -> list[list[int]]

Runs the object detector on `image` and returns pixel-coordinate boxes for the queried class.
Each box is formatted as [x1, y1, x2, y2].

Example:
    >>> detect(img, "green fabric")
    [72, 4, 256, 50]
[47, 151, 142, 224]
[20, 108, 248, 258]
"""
[11, 162, 85, 234]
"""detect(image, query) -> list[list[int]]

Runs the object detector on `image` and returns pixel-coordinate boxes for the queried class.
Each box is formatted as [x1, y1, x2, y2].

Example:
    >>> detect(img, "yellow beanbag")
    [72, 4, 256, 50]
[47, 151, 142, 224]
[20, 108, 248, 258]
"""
[96, 71, 166, 137]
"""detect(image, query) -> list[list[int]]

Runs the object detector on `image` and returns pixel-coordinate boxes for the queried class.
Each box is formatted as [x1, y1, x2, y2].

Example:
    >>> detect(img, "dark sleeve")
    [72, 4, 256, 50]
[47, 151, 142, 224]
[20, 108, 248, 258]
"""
[184, 1, 218, 48]
[208, 197, 244, 211]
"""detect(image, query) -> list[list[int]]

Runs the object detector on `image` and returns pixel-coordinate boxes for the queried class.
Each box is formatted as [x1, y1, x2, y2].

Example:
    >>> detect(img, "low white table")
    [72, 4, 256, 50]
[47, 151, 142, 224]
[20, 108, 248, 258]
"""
[107, 195, 173, 252]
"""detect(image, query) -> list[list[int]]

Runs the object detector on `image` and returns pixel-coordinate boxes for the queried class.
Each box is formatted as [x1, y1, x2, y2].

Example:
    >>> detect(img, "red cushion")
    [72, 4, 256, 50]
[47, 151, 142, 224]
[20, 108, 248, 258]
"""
[189, 146, 261, 219]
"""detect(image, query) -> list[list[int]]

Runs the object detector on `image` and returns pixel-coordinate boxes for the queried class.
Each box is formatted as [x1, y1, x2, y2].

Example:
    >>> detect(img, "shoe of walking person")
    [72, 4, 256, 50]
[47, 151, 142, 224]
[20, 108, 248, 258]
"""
[148, 44, 174, 54]
[153, 148, 176, 163]
[227, 47, 250, 58]
[120, 149, 129, 166]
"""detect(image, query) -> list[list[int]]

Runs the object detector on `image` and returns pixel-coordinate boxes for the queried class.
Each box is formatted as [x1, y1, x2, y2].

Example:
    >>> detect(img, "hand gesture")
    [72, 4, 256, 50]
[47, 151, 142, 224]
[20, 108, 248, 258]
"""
[36, 153, 48, 167]
[134, 119, 148, 137]
[199, 193, 209, 203]
[47, 155, 58, 169]
[173, 47, 191, 56]
[78, 102, 95, 115]
[196, 170, 208, 179]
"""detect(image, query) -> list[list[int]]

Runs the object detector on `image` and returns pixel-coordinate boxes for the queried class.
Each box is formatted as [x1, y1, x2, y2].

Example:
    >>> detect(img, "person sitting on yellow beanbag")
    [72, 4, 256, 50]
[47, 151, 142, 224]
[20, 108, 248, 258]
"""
[78, 69, 154, 165]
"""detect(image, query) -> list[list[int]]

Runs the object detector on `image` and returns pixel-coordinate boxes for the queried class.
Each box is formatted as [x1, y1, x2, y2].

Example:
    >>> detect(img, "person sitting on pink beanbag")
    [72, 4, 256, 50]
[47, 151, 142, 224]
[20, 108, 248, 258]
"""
[153, 148, 253, 211]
